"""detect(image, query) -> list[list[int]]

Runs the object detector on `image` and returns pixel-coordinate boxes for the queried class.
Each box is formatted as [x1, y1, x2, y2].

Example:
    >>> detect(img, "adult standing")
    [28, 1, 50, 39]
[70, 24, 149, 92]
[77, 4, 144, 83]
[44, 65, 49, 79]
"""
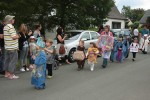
[97, 25, 114, 68]
[0, 20, 5, 75]
[56, 27, 70, 64]
[141, 25, 149, 36]
[18, 24, 32, 72]
[133, 26, 139, 39]
[3, 15, 20, 79]
[33, 24, 42, 40]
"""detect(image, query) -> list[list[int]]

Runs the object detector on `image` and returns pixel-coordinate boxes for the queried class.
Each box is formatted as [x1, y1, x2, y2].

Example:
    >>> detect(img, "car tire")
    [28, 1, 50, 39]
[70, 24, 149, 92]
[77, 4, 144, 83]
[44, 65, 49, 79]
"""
[68, 49, 76, 62]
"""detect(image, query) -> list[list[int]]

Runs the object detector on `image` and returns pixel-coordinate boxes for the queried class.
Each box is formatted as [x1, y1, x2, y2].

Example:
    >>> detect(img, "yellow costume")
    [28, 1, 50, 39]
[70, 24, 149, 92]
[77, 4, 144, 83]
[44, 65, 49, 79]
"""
[86, 47, 99, 63]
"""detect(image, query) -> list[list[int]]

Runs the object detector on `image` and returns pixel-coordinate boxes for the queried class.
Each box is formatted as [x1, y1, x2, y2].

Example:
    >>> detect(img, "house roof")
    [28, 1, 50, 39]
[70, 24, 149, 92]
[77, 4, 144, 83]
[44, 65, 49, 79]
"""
[140, 9, 150, 24]
[108, 6, 126, 20]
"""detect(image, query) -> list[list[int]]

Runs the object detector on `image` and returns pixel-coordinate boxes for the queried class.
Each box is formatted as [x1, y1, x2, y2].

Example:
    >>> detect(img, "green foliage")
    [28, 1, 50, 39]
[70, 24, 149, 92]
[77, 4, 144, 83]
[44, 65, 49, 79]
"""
[0, 0, 115, 31]
[121, 6, 145, 23]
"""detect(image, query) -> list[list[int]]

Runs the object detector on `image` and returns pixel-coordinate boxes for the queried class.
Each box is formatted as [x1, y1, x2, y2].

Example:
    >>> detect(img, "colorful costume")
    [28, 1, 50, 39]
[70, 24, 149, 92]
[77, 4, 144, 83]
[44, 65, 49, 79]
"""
[98, 32, 114, 68]
[123, 39, 130, 58]
[87, 47, 99, 63]
[31, 37, 46, 89]
[114, 41, 126, 62]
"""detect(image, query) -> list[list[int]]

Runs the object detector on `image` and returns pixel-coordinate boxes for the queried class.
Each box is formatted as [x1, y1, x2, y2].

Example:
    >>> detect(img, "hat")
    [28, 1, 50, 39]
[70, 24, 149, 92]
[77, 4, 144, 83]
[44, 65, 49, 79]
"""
[36, 37, 45, 48]
[30, 36, 35, 39]
[4, 15, 15, 23]
[144, 34, 148, 37]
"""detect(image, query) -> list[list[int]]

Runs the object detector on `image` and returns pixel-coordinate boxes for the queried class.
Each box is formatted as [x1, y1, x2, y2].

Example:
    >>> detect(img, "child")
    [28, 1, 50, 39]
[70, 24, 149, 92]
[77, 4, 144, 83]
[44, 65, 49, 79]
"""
[130, 38, 139, 61]
[123, 36, 130, 58]
[44, 39, 55, 79]
[76, 40, 85, 71]
[29, 36, 36, 69]
[114, 38, 126, 63]
[86, 42, 99, 71]
[31, 37, 46, 90]
[110, 37, 118, 62]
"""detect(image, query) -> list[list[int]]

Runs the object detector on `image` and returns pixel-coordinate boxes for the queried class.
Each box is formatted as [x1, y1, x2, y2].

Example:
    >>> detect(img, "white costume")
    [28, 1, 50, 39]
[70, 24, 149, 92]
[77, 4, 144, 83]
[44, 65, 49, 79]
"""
[139, 35, 149, 52]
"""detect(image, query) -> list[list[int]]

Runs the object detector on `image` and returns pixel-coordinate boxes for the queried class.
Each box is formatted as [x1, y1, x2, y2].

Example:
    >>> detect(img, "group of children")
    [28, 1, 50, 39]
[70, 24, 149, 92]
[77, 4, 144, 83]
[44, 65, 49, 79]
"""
[76, 35, 140, 72]
[29, 36, 55, 89]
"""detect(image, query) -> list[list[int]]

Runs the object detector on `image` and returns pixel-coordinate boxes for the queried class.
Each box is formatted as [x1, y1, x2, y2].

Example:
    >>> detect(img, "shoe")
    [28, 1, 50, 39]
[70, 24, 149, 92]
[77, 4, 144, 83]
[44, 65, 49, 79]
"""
[8, 75, 19, 80]
[102, 65, 106, 68]
[26, 68, 30, 71]
[132, 59, 135, 61]
[90, 66, 94, 71]
[20, 68, 25, 72]
[47, 76, 52, 79]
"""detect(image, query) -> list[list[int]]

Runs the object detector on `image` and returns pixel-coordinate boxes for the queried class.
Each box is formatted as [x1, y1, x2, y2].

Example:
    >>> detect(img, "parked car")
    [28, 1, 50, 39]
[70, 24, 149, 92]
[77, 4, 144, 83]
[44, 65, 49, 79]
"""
[53, 30, 100, 62]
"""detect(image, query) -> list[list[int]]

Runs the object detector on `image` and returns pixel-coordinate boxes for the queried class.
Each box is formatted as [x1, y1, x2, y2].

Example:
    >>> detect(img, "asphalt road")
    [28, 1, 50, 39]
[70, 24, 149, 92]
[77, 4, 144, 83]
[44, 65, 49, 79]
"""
[0, 52, 150, 100]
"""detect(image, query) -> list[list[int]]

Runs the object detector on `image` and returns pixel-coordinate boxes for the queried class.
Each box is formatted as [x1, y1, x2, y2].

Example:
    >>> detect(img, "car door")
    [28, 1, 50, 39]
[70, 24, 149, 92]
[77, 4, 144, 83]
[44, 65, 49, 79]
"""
[80, 32, 91, 50]
[90, 32, 100, 43]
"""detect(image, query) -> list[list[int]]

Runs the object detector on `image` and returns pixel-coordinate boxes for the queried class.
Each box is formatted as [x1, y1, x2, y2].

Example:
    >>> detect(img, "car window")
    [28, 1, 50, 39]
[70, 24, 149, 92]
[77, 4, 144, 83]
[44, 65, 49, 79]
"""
[90, 32, 99, 40]
[81, 32, 90, 40]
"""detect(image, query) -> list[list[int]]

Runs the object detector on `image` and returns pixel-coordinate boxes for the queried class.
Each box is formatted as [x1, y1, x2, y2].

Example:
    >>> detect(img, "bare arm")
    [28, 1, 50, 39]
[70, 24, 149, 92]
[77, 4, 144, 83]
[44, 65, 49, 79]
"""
[44, 48, 54, 54]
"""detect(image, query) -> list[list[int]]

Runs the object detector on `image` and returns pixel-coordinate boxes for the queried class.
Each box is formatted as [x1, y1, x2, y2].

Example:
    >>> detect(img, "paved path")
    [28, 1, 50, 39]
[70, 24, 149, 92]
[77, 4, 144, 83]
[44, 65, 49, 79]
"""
[0, 53, 150, 100]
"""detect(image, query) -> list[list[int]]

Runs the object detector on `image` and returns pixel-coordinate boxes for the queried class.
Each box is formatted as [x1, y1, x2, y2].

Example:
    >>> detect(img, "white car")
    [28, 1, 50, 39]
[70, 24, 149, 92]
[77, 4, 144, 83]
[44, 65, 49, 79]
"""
[54, 30, 100, 62]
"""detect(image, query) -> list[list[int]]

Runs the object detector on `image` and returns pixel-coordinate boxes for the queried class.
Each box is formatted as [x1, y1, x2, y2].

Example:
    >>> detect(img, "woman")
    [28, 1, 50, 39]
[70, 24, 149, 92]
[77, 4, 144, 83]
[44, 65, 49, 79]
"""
[97, 25, 114, 68]
[56, 27, 70, 64]
[33, 24, 42, 40]
[18, 24, 32, 72]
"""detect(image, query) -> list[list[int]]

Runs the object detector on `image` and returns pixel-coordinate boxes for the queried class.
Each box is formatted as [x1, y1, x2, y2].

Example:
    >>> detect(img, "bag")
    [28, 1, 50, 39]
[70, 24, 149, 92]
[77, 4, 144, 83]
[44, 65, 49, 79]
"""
[59, 45, 66, 54]
[73, 51, 85, 60]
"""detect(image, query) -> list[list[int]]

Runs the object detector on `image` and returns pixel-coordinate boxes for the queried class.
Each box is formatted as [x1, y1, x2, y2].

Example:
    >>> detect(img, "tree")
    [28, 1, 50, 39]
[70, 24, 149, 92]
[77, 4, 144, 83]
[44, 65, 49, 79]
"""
[121, 6, 145, 23]
[0, 0, 115, 31]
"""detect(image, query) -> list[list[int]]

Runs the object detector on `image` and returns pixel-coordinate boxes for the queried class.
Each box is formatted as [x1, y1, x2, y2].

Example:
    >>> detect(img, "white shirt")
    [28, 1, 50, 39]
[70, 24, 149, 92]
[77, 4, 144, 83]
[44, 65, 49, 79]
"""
[134, 29, 139, 36]
[130, 43, 139, 52]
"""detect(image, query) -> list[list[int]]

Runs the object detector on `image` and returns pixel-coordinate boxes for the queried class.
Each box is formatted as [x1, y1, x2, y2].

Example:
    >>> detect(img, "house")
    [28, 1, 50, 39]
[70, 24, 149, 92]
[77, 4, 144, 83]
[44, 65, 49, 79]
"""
[104, 6, 127, 29]
[140, 9, 150, 24]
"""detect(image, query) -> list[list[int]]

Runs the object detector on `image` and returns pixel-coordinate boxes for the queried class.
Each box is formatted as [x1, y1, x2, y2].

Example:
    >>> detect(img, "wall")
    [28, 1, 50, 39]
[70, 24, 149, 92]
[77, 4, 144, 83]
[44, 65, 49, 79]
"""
[104, 18, 125, 29]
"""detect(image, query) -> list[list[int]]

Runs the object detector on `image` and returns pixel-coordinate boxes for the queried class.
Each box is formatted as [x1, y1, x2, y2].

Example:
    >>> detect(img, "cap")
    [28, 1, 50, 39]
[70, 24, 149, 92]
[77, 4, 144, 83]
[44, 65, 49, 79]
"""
[144, 34, 148, 37]
[30, 36, 35, 39]
[4, 15, 15, 22]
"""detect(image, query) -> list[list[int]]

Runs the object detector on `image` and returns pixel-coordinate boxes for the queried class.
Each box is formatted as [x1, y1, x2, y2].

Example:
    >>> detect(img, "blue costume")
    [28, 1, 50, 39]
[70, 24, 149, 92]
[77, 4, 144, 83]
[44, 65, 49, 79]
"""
[123, 39, 130, 58]
[114, 41, 126, 62]
[31, 37, 46, 89]
[110, 39, 118, 62]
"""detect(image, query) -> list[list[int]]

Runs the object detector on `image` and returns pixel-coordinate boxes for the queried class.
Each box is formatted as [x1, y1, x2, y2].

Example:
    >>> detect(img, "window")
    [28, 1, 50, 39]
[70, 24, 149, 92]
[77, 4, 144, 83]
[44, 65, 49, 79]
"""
[112, 22, 121, 29]
[90, 32, 99, 40]
[81, 32, 90, 40]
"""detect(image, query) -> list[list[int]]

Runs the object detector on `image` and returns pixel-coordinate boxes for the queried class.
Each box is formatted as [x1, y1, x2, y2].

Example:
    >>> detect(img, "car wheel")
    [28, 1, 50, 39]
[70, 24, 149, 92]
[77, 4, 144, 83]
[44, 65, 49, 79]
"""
[68, 49, 76, 62]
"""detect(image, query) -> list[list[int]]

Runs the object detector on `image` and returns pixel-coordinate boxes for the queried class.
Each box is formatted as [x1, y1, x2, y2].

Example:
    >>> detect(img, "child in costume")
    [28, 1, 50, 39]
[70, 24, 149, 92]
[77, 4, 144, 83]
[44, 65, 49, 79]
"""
[76, 40, 85, 71]
[123, 36, 130, 58]
[130, 38, 139, 61]
[86, 42, 99, 71]
[114, 38, 126, 63]
[31, 37, 46, 90]
[29, 36, 37, 69]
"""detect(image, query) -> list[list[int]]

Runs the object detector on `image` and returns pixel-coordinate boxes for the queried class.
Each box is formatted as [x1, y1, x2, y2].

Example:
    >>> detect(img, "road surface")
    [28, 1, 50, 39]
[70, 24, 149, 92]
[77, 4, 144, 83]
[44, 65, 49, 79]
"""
[0, 52, 150, 100]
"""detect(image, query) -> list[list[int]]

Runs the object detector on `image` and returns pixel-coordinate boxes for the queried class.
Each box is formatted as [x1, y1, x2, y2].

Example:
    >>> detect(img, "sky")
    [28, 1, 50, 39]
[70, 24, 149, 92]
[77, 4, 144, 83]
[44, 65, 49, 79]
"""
[115, 0, 150, 12]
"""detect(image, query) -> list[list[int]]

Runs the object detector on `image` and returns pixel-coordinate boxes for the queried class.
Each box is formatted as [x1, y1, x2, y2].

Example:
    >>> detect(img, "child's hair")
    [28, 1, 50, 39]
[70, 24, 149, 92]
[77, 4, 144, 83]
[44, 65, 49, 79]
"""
[79, 40, 84, 45]
[46, 39, 56, 54]
[90, 42, 97, 48]
[46, 39, 53, 44]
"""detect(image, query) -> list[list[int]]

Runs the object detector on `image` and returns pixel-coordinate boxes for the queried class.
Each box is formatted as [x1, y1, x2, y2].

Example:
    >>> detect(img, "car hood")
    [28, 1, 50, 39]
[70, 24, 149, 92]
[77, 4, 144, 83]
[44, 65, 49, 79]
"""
[52, 39, 76, 47]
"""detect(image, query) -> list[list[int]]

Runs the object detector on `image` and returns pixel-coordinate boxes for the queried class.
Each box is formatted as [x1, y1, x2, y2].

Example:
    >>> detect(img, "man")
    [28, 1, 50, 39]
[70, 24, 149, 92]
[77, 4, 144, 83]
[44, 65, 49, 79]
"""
[141, 25, 149, 36]
[0, 20, 5, 75]
[3, 15, 20, 79]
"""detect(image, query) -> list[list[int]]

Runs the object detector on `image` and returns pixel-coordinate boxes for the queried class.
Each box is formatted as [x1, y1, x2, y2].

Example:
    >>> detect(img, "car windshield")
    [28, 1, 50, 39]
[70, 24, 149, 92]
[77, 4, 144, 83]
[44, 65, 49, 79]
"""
[65, 32, 81, 40]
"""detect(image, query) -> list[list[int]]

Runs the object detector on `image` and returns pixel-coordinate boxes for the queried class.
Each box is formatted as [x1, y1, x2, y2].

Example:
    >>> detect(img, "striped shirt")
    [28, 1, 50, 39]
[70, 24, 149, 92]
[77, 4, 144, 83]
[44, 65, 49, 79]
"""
[4, 24, 18, 50]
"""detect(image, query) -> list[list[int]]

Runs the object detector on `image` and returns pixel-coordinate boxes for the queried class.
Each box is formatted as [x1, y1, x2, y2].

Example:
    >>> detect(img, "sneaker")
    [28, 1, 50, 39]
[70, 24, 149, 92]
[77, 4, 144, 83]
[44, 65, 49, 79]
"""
[90, 66, 94, 71]
[20, 68, 25, 72]
[8, 75, 19, 80]
[47, 76, 52, 79]
[26, 68, 30, 71]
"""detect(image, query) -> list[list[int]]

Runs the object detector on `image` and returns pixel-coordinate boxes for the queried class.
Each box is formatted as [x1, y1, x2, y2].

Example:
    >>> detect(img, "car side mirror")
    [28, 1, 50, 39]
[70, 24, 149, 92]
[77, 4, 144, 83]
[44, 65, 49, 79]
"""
[81, 38, 87, 41]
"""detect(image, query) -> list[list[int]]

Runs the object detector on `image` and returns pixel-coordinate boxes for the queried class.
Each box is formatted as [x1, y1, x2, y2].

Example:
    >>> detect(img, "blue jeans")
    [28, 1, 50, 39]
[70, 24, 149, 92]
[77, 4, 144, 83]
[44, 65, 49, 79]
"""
[20, 47, 29, 68]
